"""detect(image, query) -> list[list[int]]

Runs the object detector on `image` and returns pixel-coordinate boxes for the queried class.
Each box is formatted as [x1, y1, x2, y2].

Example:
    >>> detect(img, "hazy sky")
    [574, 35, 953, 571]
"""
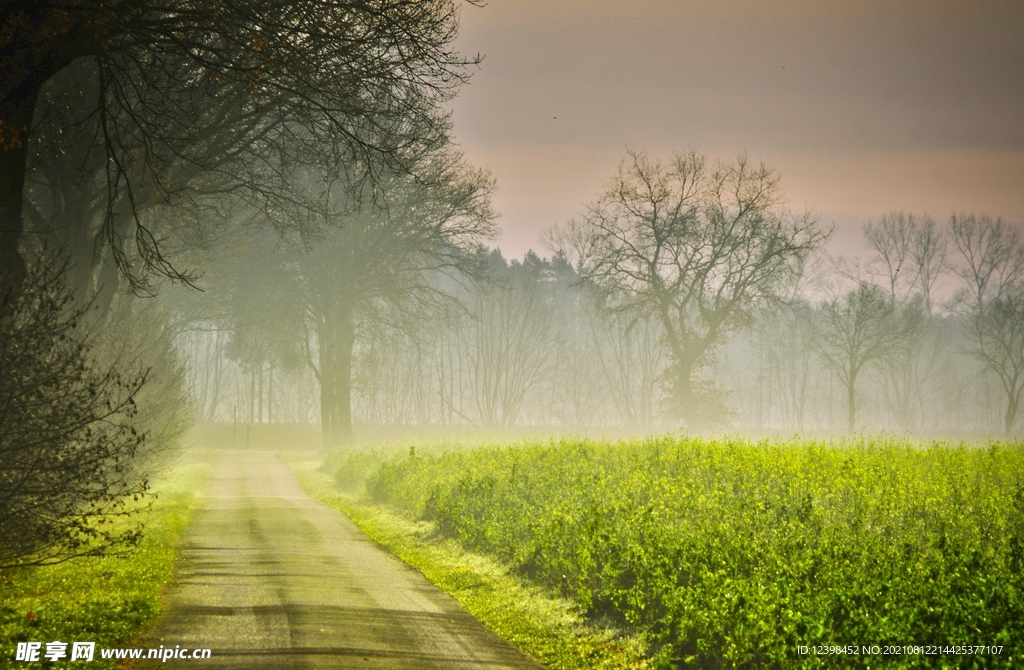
[447, 0, 1024, 258]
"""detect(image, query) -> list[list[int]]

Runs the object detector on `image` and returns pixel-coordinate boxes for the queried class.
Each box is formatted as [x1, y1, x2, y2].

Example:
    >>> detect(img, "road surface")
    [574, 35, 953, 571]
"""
[138, 450, 542, 669]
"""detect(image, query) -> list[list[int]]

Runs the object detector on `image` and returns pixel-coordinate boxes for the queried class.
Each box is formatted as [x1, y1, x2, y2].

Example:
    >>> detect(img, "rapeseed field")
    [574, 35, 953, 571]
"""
[363, 436, 1024, 667]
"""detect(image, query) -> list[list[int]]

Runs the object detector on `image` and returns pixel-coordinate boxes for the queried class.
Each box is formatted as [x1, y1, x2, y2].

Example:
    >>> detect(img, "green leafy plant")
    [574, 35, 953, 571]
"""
[366, 436, 1024, 668]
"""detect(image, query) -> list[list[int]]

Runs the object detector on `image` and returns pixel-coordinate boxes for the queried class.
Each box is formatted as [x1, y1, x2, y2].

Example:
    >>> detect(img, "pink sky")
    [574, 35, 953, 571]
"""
[446, 0, 1024, 259]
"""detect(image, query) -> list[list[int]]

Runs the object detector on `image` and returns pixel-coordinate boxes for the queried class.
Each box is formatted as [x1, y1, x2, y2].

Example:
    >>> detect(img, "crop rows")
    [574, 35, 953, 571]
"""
[359, 436, 1024, 667]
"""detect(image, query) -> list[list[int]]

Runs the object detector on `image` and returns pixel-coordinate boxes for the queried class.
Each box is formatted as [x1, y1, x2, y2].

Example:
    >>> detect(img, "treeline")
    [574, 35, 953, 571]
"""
[178, 246, 667, 432]
[180, 151, 1024, 438]
[723, 212, 1024, 436]
[180, 213, 1024, 438]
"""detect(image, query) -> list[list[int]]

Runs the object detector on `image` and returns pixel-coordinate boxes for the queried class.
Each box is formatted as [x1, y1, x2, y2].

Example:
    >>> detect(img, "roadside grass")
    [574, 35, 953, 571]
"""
[293, 462, 653, 670]
[0, 460, 209, 669]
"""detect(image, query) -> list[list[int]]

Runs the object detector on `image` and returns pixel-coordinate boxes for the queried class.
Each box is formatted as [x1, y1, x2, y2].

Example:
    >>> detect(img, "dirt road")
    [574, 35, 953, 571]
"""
[138, 451, 542, 669]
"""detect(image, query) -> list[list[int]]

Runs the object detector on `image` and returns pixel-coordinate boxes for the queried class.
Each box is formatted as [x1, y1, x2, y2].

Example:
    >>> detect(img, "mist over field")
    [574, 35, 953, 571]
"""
[3, 1, 1023, 668]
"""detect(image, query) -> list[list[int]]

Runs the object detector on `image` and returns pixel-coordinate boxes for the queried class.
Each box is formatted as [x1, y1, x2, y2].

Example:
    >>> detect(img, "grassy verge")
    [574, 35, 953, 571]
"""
[0, 460, 209, 669]
[293, 462, 653, 670]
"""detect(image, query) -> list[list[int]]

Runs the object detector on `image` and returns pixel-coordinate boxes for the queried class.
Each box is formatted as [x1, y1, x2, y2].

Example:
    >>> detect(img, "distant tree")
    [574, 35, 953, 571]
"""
[862, 214, 952, 430]
[758, 300, 819, 430]
[0, 253, 149, 568]
[816, 282, 902, 432]
[950, 213, 1024, 312]
[909, 215, 948, 317]
[560, 149, 827, 426]
[950, 213, 1024, 435]
[220, 234, 306, 427]
[970, 289, 1024, 435]
[864, 212, 915, 304]
[464, 251, 557, 428]
[590, 309, 667, 428]
[292, 149, 495, 444]
[876, 295, 955, 432]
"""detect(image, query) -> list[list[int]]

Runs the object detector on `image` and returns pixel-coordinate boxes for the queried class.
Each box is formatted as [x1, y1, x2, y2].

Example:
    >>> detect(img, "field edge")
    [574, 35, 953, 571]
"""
[290, 461, 655, 670]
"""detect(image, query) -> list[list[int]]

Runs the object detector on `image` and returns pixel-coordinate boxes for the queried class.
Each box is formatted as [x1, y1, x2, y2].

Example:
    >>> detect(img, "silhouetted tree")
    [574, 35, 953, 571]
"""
[950, 213, 1024, 312]
[970, 289, 1024, 435]
[465, 251, 556, 427]
[816, 282, 902, 432]
[560, 149, 827, 426]
[951, 213, 1024, 435]
[288, 149, 495, 444]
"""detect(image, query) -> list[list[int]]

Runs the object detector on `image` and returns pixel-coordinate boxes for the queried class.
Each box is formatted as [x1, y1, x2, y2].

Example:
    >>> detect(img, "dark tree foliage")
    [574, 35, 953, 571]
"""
[1, 0, 478, 296]
[0, 255, 149, 568]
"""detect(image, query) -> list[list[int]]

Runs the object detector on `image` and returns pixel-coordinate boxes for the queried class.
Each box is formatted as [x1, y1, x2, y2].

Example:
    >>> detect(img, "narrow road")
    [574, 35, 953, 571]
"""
[138, 451, 542, 669]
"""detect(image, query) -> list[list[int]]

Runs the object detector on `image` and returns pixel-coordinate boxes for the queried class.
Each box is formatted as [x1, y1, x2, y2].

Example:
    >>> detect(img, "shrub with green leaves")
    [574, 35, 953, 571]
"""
[367, 436, 1024, 668]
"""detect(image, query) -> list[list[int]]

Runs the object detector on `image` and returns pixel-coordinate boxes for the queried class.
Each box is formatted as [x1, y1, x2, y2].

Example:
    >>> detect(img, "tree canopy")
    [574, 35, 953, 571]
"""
[1, 0, 478, 295]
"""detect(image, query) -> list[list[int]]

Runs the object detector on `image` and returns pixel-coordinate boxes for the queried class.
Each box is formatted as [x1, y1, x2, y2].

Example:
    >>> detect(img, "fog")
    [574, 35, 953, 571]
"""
[164, 200, 1024, 443]
[6, 3, 1024, 666]
[6, 1, 1020, 450]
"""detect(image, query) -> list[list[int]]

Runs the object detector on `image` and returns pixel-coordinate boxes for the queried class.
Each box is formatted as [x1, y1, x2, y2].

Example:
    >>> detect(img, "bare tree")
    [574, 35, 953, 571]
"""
[950, 213, 1024, 435]
[876, 296, 952, 432]
[465, 252, 556, 427]
[970, 289, 1024, 435]
[909, 215, 947, 317]
[864, 212, 915, 304]
[590, 310, 666, 428]
[760, 301, 819, 430]
[563, 149, 828, 425]
[816, 282, 902, 432]
[950, 213, 1024, 312]
[296, 150, 496, 444]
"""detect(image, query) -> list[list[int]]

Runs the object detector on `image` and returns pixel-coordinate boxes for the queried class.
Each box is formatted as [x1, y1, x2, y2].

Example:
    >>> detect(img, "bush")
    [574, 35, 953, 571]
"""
[0, 255, 150, 568]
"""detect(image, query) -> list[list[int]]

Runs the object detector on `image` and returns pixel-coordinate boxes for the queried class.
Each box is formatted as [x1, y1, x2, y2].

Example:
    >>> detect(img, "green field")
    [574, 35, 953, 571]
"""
[346, 435, 1024, 668]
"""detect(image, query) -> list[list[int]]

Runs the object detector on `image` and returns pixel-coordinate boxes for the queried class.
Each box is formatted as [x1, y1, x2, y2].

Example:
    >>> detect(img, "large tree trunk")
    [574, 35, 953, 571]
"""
[316, 307, 356, 447]
[673, 359, 696, 422]
[0, 90, 38, 300]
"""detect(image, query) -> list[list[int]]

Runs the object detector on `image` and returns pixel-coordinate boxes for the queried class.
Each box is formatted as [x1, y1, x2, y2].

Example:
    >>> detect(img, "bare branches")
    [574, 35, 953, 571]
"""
[566, 148, 829, 424]
[0, 251, 150, 568]
[971, 288, 1024, 435]
[815, 282, 903, 432]
[863, 211, 947, 314]
[3, 0, 478, 297]
[950, 213, 1024, 312]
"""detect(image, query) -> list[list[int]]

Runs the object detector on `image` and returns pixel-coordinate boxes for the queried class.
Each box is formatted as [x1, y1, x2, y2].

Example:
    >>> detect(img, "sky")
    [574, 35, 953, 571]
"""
[446, 0, 1024, 259]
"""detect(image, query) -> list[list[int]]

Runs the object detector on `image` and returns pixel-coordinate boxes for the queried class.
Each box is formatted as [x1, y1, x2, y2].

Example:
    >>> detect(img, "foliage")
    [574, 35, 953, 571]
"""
[367, 436, 1024, 667]
[2, 0, 479, 295]
[0, 257, 150, 568]
[298, 464, 652, 669]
